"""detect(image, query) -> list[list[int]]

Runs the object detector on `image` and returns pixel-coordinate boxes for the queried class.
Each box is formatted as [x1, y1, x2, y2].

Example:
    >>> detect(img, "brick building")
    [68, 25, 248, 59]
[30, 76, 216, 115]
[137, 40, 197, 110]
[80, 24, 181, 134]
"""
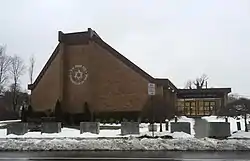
[28, 28, 231, 122]
[28, 28, 177, 122]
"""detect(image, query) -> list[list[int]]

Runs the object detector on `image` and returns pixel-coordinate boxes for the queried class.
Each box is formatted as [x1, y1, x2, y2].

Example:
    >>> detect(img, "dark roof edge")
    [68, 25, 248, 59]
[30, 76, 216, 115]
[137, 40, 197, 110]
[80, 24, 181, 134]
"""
[28, 28, 168, 91]
[28, 44, 60, 90]
[155, 78, 178, 91]
[91, 34, 155, 82]
[178, 88, 232, 93]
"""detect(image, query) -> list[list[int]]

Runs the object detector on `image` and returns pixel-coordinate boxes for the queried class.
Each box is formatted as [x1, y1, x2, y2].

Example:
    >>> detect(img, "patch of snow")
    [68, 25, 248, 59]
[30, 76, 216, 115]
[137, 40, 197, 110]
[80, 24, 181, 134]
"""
[100, 123, 120, 127]
[0, 120, 20, 124]
[0, 124, 6, 127]
[0, 137, 250, 151]
[171, 132, 192, 139]
[0, 128, 125, 139]
[229, 131, 250, 139]
[99, 129, 121, 137]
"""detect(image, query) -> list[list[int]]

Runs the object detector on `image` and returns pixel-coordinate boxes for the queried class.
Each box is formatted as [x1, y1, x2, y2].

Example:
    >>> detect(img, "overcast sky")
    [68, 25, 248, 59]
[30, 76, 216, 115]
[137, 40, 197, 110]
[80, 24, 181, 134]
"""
[0, 0, 250, 96]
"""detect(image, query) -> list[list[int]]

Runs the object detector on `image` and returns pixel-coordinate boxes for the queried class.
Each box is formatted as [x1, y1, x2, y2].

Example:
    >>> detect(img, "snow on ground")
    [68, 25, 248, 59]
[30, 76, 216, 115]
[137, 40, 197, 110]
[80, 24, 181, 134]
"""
[0, 117, 249, 151]
[0, 120, 20, 124]
[0, 116, 247, 139]
[0, 128, 121, 139]
[0, 126, 191, 139]
[0, 137, 250, 151]
[229, 131, 250, 139]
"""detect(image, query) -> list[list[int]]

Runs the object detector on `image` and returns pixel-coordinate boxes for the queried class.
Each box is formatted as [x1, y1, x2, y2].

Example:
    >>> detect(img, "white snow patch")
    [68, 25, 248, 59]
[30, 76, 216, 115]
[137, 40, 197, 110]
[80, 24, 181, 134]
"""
[0, 128, 124, 139]
[0, 120, 21, 124]
[229, 131, 250, 139]
[171, 132, 192, 139]
[0, 137, 250, 151]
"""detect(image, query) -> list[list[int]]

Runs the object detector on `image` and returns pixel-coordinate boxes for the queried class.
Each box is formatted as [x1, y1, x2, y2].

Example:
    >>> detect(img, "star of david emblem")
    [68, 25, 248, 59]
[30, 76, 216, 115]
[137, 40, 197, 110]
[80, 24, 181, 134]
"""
[69, 65, 88, 85]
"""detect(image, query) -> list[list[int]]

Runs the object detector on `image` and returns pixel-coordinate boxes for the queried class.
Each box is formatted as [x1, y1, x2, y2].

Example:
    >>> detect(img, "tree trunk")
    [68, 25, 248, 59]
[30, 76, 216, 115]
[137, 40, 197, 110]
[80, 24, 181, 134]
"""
[160, 121, 162, 132]
[244, 114, 248, 132]
[12, 82, 17, 111]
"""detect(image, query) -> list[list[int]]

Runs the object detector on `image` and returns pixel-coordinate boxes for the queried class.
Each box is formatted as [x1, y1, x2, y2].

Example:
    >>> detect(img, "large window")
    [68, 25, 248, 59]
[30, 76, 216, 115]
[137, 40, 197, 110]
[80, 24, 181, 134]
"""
[177, 98, 220, 116]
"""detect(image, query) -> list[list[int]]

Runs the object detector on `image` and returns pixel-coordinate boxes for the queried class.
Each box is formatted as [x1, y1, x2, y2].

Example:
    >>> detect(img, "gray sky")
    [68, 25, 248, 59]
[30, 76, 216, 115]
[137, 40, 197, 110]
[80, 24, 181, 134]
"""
[0, 0, 250, 96]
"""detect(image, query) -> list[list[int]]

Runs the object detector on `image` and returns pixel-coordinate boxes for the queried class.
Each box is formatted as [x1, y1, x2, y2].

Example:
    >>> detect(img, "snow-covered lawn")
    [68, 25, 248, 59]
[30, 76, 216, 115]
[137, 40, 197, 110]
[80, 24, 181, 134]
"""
[1, 137, 250, 151]
[0, 116, 248, 139]
[229, 131, 250, 139]
[0, 127, 190, 139]
[0, 116, 248, 151]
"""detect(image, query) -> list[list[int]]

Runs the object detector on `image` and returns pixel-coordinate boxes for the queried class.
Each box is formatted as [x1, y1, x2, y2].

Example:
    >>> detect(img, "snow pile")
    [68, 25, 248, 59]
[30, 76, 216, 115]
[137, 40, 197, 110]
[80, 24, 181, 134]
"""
[0, 120, 20, 124]
[229, 131, 250, 139]
[0, 137, 250, 151]
[1, 128, 123, 139]
[171, 132, 192, 138]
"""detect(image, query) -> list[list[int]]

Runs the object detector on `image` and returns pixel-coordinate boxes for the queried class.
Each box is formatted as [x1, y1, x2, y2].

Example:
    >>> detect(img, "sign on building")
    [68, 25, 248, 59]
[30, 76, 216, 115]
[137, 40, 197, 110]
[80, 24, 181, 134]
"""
[148, 83, 156, 95]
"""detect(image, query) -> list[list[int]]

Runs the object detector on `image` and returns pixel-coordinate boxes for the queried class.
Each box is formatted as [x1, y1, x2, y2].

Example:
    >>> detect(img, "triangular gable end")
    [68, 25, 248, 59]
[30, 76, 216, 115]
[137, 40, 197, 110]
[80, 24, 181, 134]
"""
[28, 28, 169, 91]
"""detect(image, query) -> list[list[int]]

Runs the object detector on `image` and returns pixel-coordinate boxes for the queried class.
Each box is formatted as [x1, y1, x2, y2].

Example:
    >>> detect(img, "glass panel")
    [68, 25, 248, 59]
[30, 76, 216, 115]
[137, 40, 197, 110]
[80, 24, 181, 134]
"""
[178, 106, 184, 111]
[204, 110, 210, 115]
[186, 109, 190, 115]
[205, 102, 209, 106]
[185, 102, 190, 107]
[177, 101, 184, 107]
[190, 107, 196, 115]
[198, 106, 204, 115]
[210, 101, 215, 106]
[191, 102, 196, 107]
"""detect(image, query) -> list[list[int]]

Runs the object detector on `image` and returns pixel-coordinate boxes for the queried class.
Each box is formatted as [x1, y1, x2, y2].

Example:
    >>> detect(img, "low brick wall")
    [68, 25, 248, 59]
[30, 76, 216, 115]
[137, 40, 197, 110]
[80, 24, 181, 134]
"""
[7, 123, 28, 135]
[80, 122, 100, 134]
[170, 122, 191, 134]
[41, 122, 61, 134]
[121, 122, 139, 135]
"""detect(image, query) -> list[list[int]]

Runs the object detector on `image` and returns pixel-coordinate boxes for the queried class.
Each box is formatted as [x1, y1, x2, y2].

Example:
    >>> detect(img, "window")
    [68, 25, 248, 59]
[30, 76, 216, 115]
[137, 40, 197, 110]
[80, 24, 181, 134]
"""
[177, 101, 184, 107]
[185, 102, 190, 107]
[210, 101, 215, 106]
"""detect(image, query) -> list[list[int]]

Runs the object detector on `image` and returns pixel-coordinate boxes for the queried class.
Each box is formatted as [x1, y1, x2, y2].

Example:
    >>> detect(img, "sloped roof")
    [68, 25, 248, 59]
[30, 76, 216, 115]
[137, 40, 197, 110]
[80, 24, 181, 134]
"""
[29, 28, 164, 90]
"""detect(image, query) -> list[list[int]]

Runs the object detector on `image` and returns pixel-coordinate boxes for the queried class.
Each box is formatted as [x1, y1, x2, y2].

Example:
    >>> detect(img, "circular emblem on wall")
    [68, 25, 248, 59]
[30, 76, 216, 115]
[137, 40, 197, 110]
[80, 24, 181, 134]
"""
[69, 65, 88, 85]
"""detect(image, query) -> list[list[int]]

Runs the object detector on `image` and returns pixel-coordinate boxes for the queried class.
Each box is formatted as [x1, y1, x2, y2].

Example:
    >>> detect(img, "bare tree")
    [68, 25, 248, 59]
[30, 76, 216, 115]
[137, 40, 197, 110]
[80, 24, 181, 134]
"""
[193, 74, 208, 89]
[28, 54, 35, 84]
[9, 55, 26, 111]
[228, 93, 240, 103]
[0, 46, 11, 93]
[184, 80, 193, 89]
[218, 98, 250, 132]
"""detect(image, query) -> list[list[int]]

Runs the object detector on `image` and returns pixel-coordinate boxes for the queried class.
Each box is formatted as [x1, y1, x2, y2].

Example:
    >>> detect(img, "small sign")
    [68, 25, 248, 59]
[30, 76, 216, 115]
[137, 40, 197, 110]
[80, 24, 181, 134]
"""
[148, 83, 156, 95]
